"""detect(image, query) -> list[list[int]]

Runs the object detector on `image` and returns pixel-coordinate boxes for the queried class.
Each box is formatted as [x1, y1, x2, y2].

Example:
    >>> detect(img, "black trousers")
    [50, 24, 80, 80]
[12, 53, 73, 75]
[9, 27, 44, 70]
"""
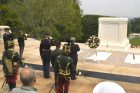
[71, 57, 78, 79]
[42, 59, 50, 78]
[4, 42, 8, 50]
[19, 46, 24, 57]
[8, 82, 16, 91]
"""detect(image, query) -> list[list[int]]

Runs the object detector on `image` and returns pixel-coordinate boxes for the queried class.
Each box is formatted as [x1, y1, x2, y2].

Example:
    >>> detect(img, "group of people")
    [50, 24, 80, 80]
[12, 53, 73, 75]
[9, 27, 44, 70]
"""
[2, 29, 80, 93]
[2, 28, 33, 91]
[39, 32, 80, 93]
[3, 28, 27, 59]
[2, 28, 127, 93]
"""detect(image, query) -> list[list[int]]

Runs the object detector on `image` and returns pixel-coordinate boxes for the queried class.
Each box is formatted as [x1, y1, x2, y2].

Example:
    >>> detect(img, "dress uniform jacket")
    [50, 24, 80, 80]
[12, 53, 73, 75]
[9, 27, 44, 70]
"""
[51, 48, 63, 68]
[2, 49, 24, 82]
[54, 55, 75, 75]
[39, 38, 51, 78]
[2, 48, 24, 91]
[54, 55, 76, 93]
[3, 33, 14, 50]
[3, 33, 9, 50]
[40, 39, 51, 60]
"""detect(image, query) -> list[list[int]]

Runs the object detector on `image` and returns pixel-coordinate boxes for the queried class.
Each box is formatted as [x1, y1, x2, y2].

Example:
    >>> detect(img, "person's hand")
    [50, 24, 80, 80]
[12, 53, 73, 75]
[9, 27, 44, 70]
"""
[61, 44, 64, 47]
[24, 65, 28, 68]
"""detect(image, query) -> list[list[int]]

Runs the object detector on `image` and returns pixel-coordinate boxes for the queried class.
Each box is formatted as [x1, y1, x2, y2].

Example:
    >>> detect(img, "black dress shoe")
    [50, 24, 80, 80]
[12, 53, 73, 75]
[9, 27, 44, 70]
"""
[45, 76, 51, 79]
[21, 57, 25, 60]
[71, 77, 77, 80]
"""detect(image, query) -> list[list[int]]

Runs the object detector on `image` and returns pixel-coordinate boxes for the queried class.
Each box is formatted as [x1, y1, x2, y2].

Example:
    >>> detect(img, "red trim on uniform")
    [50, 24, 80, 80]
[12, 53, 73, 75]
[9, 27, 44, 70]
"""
[6, 69, 18, 83]
[57, 76, 70, 93]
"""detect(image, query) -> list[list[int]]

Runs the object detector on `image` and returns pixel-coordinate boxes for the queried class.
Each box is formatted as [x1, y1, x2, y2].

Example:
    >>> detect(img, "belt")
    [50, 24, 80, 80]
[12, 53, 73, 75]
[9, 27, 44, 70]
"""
[43, 49, 50, 51]
[58, 74, 70, 77]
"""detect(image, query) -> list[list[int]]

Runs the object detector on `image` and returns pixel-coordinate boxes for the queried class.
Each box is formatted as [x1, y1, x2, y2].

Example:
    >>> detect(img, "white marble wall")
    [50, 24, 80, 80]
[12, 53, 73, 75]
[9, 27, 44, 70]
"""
[0, 26, 10, 43]
[98, 18, 130, 51]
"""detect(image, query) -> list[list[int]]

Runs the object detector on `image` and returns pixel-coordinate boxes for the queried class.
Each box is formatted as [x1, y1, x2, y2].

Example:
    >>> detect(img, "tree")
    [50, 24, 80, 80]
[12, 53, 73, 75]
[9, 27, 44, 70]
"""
[81, 15, 104, 42]
[9, 0, 82, 41]
[130, 17, 140, 33]
[134, 25, 140, 33]
[0, 2, 23, 37]
[127, 22, 131, 36]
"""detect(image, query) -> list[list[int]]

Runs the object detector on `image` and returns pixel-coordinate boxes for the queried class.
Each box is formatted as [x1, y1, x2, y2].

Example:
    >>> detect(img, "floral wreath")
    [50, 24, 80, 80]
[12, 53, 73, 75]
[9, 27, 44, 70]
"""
[87, 35, 100, 48]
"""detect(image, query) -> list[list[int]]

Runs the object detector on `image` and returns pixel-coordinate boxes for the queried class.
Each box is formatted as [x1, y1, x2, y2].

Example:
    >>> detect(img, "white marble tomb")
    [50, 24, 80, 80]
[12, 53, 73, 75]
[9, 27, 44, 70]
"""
[97, 17, 130, 51]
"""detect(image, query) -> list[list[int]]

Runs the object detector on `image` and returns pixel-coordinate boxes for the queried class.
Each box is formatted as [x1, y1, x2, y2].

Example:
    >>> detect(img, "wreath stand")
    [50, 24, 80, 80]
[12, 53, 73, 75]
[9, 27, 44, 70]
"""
[84, 48, 99, 63]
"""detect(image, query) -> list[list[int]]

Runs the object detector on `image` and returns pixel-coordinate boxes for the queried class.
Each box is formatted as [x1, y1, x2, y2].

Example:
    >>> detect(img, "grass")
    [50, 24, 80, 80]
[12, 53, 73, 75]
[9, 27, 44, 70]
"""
[130, 36, 140, 46]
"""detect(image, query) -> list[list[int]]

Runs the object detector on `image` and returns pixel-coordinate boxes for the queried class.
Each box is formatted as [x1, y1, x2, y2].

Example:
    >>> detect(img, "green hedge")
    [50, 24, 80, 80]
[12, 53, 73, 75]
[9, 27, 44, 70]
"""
[130, 37, 140, 46]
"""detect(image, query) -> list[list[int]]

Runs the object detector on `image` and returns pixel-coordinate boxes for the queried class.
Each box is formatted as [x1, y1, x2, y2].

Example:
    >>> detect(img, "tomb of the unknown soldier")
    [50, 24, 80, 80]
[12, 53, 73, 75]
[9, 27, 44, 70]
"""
[0, 1, 140, 92]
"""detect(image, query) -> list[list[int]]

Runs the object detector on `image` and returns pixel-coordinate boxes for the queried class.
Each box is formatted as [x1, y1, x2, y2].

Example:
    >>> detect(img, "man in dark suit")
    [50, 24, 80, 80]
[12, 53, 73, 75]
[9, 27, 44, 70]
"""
[39, 33, 51, 78]
[18, 30, 27, 60]
[69, 37, 80, 80]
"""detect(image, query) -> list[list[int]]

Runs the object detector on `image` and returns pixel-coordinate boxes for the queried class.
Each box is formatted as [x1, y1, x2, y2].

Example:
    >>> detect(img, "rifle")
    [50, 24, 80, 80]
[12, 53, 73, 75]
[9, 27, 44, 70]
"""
[1, 78, 6, 89]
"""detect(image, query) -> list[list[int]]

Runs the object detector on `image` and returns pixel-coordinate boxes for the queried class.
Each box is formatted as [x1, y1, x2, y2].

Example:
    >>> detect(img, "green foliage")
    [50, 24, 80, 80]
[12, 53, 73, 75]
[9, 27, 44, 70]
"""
[127, 22, 131, 36]
[130, 36, 140, 46]
[130, 17, 140, 33]
[134, 25, 140, 33]
[0, 3, 23, 38]
[0, 0, 9, 4]
[9, 0, 82, 41]
[81, 15, 106, 42]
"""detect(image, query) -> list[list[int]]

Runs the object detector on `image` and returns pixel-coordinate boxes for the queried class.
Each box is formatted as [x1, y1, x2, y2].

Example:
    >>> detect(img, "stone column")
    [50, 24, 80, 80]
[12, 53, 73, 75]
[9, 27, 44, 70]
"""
[97, 18, 130, 51]
[0, 26, 10, 43]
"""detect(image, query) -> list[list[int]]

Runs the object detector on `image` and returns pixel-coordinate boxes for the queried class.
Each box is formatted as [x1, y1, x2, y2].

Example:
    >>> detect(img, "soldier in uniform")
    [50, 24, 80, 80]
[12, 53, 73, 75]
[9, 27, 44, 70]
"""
[2, 40, 25, 91]
[51, 41, 63, 90]
[51, 41, 62, 68]
[39, 32, 51, 78]
[54, 44, 76, 93]
[3, 28, 9, 50]
[18, 30, 27, 60]
[69, 37, 80, 80]
[3, 28, 14, 50]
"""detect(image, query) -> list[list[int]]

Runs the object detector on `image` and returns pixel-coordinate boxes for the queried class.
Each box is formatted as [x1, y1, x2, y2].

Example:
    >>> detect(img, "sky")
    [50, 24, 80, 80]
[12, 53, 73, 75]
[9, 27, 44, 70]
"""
[79, 0, 140, 18]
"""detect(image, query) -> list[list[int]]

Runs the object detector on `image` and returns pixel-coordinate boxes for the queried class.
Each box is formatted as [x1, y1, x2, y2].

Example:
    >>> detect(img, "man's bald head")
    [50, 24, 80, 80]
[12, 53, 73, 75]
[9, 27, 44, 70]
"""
[20, 67, 36, 86]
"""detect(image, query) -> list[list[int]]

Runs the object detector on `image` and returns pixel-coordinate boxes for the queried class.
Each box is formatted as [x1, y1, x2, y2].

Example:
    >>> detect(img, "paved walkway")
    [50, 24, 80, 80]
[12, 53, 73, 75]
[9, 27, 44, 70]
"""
[0, 38, 140, 93]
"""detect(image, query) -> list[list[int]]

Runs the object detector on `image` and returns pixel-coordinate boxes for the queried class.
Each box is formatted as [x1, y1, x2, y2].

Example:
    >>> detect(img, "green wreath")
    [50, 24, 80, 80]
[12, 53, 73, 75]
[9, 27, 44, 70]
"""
[87, 35, 100, 48]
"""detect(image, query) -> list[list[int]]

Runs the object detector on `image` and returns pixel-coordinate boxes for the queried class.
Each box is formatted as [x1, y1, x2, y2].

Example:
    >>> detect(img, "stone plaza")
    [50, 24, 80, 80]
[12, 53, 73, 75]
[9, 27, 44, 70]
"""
[0, 18, 140, 93]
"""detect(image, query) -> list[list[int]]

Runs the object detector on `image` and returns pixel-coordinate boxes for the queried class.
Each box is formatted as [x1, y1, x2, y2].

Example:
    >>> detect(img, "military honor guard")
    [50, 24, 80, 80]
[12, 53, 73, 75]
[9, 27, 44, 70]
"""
[51, 41, 63, 90]
[2, 40, 25, 91]
[18, 30, 27, 60]
[51, 41, 63, 68]
[39, 32, 51, 78]
[54, 44, 76, 93]
[3, 28, 14, 50]
[69, 37, 80, 80]
[3, 28, 9, 50]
